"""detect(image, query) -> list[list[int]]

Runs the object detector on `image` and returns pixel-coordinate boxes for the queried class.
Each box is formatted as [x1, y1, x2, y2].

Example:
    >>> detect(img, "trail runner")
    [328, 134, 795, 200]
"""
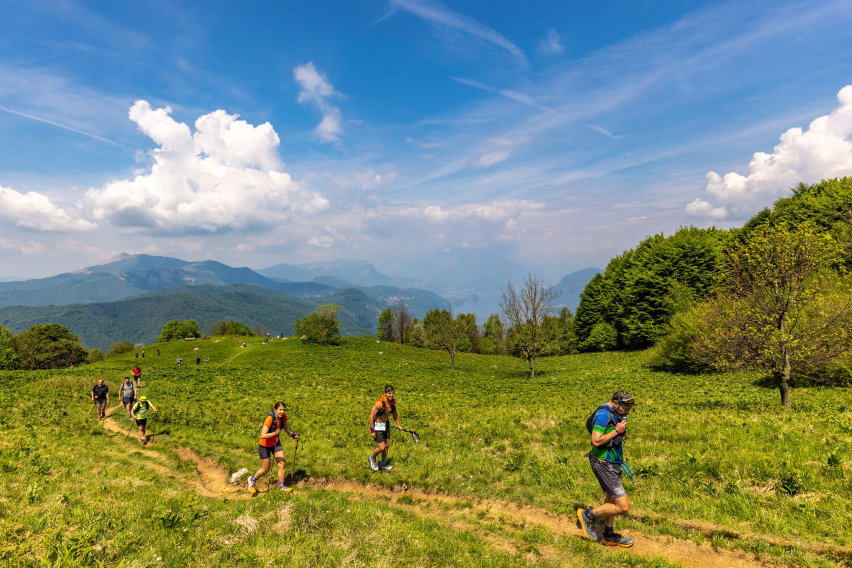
[91, 379, 109, 420]
[248, 402, 300, 494]
[131, 364, 142, 388]
[119, 376, 137, 418]
[577, 390, 635, 548]
[131, 396, 158, 445]
[368, 384, 402, 471]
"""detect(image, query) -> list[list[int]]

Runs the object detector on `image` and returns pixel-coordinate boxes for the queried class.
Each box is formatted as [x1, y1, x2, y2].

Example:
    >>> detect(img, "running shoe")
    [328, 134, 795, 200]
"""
[369, 455, 379, 471]
[576, 508, 597, 541]
[248, 476, 257, 494]
[601, 533, 633, 548]
[279, 483, 293, 493]
[379, 460, 393, 471]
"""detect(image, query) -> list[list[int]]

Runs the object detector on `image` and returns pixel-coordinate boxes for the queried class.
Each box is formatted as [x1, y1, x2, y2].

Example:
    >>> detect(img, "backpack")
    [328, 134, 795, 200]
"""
[585, 404, 617, 434]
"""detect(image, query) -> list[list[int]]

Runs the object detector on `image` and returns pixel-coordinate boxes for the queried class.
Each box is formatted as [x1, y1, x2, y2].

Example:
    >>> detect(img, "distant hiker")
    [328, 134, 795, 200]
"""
[91, 379, 109, 420]
[131, 364, 142, 388]
[131, 396, 158, 445]
[177, 356, 182, 366]
[119, 377, 137, 418]
[141, 350, 145, 358]
[204, 356, 209, 364]
[577, 390, 636, 548]
[248, 402, 300, 494]
[196, 357, 201, 365]
[135, 352, 138, 359]
[368, 384, 402, 471]
[157, 348, 160, 356]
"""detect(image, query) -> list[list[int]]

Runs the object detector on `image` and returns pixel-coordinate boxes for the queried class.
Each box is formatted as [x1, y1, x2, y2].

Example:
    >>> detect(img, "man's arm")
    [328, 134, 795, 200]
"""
[590, 419, 626, 447]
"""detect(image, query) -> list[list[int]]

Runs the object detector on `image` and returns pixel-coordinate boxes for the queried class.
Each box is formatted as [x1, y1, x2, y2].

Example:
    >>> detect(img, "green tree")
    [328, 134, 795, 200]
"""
[158, 319, 201, 342]
[0, 325, 18, 370]
[500, 274, 558, 379]
[294, 304, 342, 345]
[377, 307, 395, 341]
[211, 320, 256, 336]
[13, 323, 88, 370]
[579, 322, 618, 352]
[689, 224, 852, 408]
[483, 314, 503, 340]
[87, 348, 105, 364]
[108, 341, 134, 356]
[457, 313, 480, 353]
[423, 308, 472, 371]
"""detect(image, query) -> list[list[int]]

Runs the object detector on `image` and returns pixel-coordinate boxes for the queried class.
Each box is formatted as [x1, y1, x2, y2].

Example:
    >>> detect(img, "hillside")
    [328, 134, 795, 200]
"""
[1, 338, 848, 567]
[0, 284, 378, 349]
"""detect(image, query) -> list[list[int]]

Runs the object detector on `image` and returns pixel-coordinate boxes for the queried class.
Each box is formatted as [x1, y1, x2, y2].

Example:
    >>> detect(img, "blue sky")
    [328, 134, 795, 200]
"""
[2, 0, 852, 294]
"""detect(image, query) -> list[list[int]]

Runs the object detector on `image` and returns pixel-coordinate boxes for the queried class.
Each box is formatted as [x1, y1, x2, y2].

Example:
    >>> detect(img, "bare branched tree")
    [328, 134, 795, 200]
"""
[392, 303, 413, 344]
[499, 274, 558, 379]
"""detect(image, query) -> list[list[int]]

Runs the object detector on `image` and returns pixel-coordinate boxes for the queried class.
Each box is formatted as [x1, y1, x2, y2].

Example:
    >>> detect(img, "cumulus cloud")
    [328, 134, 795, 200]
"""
[687, 85, 852, 219]
[539, 29, 564, 55]
[86, 100, 329, 233]
[294, 62, 343, 142]
[0, 184, 95, 231]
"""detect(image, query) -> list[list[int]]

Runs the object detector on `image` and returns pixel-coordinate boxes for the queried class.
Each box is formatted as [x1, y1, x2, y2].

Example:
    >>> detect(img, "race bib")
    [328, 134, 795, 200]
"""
[374, 422, 387, 431]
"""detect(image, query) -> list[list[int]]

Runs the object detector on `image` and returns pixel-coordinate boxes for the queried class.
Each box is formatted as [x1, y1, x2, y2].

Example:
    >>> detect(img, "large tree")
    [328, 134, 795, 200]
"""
[392, 303, 413, 344]
[423, 307, 472, 371]
[158, 319, 202, 342]
[0, 325, 18, 370]
[499, 274, 558, 379]
[377, 307, 395, 342]
[294, 304, 342, 345]
[13, 323, 88, 370]
[690, 224, 852, 408]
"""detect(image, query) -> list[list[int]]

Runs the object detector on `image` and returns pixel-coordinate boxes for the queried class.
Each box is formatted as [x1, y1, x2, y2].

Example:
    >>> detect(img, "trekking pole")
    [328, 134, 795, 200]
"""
[292, 438, 299, 484]
[393, 425, 420, 443]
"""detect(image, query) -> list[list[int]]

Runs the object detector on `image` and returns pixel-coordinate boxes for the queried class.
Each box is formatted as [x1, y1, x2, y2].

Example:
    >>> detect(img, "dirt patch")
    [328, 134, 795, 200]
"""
[301, 479, 769, 568]
[174, 447, 251, 500]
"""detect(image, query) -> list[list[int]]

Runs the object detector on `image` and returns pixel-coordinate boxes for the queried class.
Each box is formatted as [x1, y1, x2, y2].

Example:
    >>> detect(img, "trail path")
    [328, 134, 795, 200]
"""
[100, 407, 848, 567]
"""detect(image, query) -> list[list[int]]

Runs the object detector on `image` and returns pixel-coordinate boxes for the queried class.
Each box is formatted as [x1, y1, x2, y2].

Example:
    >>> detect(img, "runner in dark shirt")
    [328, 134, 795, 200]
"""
[91, 379, 109, 420]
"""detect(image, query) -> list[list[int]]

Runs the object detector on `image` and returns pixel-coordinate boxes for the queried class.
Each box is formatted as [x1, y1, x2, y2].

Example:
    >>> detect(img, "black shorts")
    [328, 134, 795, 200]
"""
[374, 426, 391, 444]
[258, 442, 283, 459]
[136, 418, 147, 426]
[123, 396, 134, 405]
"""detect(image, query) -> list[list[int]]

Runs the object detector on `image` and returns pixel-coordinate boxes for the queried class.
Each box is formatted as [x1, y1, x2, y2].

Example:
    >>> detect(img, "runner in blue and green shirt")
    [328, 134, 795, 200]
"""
[577, 390, 636, 548]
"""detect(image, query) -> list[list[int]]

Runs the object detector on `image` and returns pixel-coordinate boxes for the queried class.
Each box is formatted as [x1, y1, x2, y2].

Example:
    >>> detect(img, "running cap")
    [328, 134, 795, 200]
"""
[139, 396, 148, 402]
[612, 390, 635, 405]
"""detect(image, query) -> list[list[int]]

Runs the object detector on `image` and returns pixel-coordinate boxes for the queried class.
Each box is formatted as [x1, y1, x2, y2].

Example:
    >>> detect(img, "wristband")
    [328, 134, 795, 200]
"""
[290, 432, 297, 439]
[370, 428, 375, 434]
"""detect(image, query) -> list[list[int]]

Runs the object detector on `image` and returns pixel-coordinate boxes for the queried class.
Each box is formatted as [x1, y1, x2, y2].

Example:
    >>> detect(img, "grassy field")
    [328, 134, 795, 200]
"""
[1, 337, 849, 567]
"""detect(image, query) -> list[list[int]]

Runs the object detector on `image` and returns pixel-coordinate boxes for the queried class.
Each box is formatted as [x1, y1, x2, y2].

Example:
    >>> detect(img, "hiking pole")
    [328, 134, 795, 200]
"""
[291, 438, 299, 484]
[393, 425, 420, 443]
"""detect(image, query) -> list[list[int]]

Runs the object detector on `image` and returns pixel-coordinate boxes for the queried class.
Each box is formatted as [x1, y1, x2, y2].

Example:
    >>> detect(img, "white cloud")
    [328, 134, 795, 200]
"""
[687, 84, 852, 219]
[86, 100, 329, 233]
[0, 184, 95, 231]
[389, 0, 527, 63]
[539, 29, 564, 55]
[308, 235, 335, 248]
[294, 62, 343, 142]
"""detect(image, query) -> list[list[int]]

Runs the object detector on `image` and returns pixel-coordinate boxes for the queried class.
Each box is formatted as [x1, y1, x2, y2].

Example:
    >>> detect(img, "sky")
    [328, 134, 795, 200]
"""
[2, 0, 852, 293]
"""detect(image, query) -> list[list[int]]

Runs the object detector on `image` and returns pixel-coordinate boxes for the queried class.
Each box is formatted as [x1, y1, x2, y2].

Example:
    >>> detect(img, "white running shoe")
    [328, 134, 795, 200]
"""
[369, 455, 379, 471]
[379, 461, 393, 471]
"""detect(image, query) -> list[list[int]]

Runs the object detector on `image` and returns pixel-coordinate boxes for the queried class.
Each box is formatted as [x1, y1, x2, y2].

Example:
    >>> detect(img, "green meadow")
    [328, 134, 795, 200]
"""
[1, 337, 849, 567]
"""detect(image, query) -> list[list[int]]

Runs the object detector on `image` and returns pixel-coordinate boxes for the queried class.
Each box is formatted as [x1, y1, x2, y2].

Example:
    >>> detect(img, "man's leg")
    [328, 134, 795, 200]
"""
[591, 493, 629, 523]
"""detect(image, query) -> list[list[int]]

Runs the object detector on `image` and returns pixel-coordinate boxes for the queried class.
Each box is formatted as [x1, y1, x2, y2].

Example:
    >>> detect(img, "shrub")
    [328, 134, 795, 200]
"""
[159, 319, 201, 342]
[647, 310, 712, 373]
[211, 320, 256, 337]
[108, 341, 134, 356]
[579, 322, 618, 352]
[294, 305, 341, 345]
[13, 323, 88, 370]
[87, 349, 105, 363]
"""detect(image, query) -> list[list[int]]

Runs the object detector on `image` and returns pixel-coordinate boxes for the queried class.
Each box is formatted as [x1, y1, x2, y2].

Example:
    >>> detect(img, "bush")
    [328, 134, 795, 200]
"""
[158, 319, 201, 342]
[108, 341, 134, 356]
[211, 320, 256, 337]
[87, 349, 105, 364]
[647, 311, 712, 373]
[13, 323, 88, 370]
[0, 325, 17, 370]
[579, 322, 618, 352]
[294, 305, 341, 345]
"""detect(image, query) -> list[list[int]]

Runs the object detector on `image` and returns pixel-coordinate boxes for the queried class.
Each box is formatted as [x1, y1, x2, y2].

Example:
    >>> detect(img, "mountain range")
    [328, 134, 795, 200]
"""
[0, 254, 599, 349]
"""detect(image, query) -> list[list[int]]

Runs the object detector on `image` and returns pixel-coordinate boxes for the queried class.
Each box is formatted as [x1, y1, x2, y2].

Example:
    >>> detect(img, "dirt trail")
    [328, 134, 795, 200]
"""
[302, 479, 768, 568]
[100, 408, 846, 567]
[102, 406, 250, 500]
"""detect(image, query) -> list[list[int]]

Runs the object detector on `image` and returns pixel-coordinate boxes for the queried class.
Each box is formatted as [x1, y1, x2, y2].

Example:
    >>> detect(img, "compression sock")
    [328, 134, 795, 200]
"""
[604, 527, 615, 538]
